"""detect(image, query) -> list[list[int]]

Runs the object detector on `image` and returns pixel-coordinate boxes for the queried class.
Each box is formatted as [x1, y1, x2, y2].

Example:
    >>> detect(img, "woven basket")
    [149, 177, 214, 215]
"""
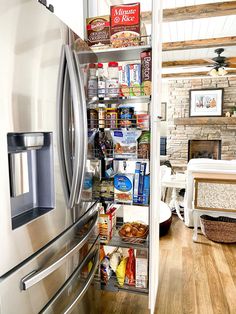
[118, 223, 149, 244]
[200, 215, 236, 243]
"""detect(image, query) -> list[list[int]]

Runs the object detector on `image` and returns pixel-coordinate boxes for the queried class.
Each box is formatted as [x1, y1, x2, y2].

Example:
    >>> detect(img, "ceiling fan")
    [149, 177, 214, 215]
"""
[205, 48, 236, 76]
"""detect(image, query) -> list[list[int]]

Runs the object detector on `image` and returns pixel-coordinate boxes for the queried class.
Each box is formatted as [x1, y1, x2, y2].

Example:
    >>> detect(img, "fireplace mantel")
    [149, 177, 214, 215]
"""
[174, 117, 236, 126]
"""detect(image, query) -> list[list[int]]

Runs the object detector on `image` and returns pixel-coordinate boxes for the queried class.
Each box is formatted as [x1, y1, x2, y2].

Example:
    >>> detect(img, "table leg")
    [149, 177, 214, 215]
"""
[170, 188, 184, 220]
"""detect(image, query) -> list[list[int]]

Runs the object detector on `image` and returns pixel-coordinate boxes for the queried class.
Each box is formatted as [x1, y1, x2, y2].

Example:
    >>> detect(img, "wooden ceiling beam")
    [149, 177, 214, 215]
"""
[162, 36, 236, 51]
[162, 70, 236, 78]
[141, 1, 236, 23]
[162, 59, 210, 68]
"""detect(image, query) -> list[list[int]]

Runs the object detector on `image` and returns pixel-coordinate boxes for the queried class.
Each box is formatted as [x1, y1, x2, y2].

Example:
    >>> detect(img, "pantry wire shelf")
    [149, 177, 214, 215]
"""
[87, 148, 150, 160]
[101, 275, 149, 295]
[87, 116, 150, 130]
[87, 86, 151, 102]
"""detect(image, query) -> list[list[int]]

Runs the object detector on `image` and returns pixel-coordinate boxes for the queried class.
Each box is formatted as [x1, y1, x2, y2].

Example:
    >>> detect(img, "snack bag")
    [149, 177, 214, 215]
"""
[125, 249, 136, 286]
[116, 257, 128, 286]
[111, 130, 142, 159]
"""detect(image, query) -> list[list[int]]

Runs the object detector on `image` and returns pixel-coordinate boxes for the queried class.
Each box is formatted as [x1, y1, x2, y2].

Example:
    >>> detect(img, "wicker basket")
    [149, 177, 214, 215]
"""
[200, 215, 236, 243]
[118, 223, 149, 244]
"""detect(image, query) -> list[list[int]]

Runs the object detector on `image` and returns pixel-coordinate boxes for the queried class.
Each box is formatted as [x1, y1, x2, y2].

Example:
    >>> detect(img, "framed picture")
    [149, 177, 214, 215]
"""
[161, 102, 167, 121]
[189, 88, 223, 117]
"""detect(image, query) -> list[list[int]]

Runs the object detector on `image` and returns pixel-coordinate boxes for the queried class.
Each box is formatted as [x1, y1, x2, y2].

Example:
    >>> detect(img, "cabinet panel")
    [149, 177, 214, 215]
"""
[49, 0, 85, 38]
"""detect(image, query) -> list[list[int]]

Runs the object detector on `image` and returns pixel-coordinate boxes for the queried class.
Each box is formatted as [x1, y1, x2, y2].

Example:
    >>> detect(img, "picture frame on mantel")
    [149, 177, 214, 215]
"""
[189, 88, 223, 117]
[161, 102, 167, 121]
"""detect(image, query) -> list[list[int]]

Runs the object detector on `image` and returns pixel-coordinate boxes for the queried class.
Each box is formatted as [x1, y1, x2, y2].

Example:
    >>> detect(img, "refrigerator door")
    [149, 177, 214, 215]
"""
[0, 0, 72, 276]
[0, 203, 99, 314]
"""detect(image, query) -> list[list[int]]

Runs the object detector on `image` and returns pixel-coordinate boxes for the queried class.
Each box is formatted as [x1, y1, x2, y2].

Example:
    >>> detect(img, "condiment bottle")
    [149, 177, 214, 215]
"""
[97, 63, 106, 98]
[106, 62, 120, 97]
[88, 63, 97, 99]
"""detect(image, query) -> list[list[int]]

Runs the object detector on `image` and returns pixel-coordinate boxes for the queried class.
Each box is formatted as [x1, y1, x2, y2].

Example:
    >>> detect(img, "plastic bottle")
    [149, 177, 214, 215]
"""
[88, 63, 97, 98]
[97, 63, 106, 98]
[106, 62, 120, 97]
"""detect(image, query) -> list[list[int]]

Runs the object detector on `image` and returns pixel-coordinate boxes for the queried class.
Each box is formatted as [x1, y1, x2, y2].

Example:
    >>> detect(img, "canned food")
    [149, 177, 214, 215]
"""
[87, 109, 98, 129]
[106, 108, 118, 129]
[118, 107, 135, 127]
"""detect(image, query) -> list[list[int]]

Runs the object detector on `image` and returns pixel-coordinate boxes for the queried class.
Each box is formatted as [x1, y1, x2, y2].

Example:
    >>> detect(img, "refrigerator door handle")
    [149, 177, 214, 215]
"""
[21, 210, 98, 291]
[64, 45, 83, 209]
[73, 52, 88, 205]
[40, 242, 99, 314]
[57, 46, 70, 206]
[62, 66, 73, 188]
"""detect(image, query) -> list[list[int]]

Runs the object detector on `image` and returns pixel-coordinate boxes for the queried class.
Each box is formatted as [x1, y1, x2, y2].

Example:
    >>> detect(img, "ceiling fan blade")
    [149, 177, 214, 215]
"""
[203, 58, 216, 64]
[227, 57, 236, 64]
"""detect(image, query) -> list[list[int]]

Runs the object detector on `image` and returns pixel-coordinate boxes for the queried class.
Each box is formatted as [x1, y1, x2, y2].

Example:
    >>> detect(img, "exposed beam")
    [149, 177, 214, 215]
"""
[162, 36, 236, 51]
[162, 59, 211, 68]
[162, 70, 236, 78]
[141, 1, 236, 23]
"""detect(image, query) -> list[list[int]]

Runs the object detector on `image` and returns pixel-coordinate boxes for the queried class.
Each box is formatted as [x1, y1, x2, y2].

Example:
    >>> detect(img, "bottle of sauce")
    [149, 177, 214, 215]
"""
[106, 62, 120, 98]
[97, 63, 106, 98]
[88, 63, 97, 99]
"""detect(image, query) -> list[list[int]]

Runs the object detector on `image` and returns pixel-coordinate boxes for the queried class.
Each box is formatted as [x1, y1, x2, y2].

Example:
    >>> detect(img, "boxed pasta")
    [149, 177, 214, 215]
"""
[86, 15, 110, 46]
[110, 3, 141, 48]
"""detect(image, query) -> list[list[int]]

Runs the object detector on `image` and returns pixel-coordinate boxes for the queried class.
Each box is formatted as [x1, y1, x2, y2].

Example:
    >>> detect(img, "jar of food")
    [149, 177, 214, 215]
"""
[97, 104, 106, 128]
[87, 108, 98, 129]
[88, 63, 97, 98]
[118, 106, 135, 127]
[106, 62, 120, 97]
[105, 108, 118, 129]
[97, 63, 106, 98]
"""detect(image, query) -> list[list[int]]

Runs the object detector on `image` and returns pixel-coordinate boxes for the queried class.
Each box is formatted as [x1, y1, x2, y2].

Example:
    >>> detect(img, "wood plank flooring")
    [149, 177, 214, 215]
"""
[101, 216, 236, 314]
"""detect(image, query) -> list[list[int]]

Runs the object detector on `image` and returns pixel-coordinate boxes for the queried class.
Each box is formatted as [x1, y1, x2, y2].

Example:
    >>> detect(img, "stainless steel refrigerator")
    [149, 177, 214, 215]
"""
[0, 0, 100, 313]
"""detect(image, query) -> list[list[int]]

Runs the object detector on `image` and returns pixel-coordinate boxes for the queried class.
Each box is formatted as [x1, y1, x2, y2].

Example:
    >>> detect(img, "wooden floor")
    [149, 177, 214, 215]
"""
[101, 216, 236, 314]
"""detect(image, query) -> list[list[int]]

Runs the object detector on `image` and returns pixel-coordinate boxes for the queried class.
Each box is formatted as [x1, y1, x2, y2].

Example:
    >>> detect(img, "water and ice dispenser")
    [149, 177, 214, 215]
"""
[7, 132, 55, 229]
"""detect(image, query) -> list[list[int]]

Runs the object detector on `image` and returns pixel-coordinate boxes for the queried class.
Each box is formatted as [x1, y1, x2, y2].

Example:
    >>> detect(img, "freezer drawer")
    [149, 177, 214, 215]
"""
[0, 205, 99, 314]
[41, 242, 100, 314]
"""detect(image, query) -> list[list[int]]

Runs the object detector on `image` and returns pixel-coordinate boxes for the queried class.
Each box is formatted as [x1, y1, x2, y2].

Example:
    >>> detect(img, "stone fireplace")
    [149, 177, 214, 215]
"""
[166, 77, 236, 168]
[188, 140, 221, 161]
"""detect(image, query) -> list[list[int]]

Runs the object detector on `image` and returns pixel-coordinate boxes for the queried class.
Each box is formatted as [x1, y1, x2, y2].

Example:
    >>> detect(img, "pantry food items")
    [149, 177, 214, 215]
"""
[118, 222, 149, 243]
[105, 108, 118, 128]
[138, 131, 150, 159]
[114, 174, 134, 204]
[106, 62, 120, 97]
[98, 205, 117, 244]
[86, 15, 110, 46]
[97, 63, 106, 98]
[118, 106, 135, 127]
[88, 63, 97, 98]
[110, 3, 141, 48]
[141, 50, 152, 96]
[125, 249, 135, 286]
[135, 250, 148, 288]
[111, 129, 141, 159]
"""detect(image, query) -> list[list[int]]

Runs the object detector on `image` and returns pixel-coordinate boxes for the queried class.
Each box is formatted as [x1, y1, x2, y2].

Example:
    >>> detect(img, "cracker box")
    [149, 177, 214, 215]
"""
[141, 50, 152, 96]
[135, 250, 148, 289]
[86, 15, 110, 46]
[110, 3, 141, 48]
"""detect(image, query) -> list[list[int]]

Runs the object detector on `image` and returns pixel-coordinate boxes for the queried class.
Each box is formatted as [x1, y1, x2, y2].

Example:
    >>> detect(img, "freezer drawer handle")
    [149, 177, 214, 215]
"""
[63, 249, 99, 314]
[41, 242, 99, 314]
[21, 211, 98, 291]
